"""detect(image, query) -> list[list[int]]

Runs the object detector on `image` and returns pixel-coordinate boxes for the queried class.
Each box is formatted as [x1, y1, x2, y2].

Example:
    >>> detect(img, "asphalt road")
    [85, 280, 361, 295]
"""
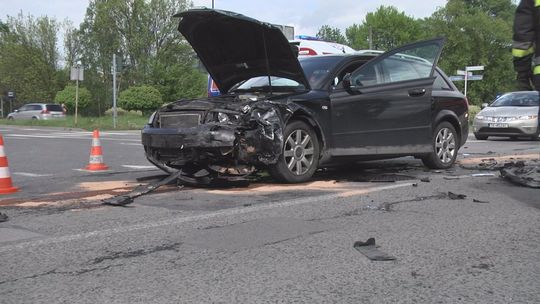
[0, 126, 539, 303]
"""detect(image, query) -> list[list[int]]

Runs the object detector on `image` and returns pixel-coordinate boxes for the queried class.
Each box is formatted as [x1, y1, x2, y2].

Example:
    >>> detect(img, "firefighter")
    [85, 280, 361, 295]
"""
[512, 0, 540, 91]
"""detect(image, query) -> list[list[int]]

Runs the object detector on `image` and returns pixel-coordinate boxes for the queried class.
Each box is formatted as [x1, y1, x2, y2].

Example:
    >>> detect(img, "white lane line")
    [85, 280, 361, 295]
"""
[13, 172, 53, 177]
[119, 143, 142, 146]
[4, 134, 140, 142]
[0, 183, 413, 252]
[122, 165, 157, 170]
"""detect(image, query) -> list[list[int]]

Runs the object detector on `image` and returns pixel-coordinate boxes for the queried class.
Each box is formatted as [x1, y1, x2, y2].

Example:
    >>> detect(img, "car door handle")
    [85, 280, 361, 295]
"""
[409, 88, 426, 97]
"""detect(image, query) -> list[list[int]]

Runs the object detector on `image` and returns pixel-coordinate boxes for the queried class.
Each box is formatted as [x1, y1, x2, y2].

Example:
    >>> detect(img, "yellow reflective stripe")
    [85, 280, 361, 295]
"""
[512, 46, 535, 57]
[534, 65, 540, 75]
[536, 0, 540, 7]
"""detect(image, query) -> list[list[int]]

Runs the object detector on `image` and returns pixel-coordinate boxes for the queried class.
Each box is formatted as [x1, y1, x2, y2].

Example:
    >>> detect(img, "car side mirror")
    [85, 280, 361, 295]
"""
[342, 73, 360, 95]
[481, 103, 488, 109]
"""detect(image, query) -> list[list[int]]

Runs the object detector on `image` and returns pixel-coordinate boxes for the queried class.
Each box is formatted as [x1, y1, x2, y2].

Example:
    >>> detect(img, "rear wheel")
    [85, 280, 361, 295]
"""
[422, 122, 458, 169]
[7, 116, 13, 121]
[268, 120, 320, 183]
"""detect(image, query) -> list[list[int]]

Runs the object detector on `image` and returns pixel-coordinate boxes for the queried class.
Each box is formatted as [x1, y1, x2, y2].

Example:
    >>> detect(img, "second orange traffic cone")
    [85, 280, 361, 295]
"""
[85, 129, 109, 171]
[0, 135, 18, 194]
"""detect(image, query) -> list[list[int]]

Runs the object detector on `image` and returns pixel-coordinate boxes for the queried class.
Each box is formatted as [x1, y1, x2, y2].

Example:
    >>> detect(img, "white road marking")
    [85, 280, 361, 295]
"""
[5, 134, 140, 142]
[122, 165, 157, 170]
[0, 182, 413, 252]
[13, 172, 53, 177]
[119, 143, 142, 146]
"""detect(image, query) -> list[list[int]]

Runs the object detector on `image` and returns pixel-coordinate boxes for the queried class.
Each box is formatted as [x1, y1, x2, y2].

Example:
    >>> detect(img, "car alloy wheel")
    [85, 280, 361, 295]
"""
[422, 121, 458, 169]
[268, 120, 320, 183]
[435, 127, 456, 165]
[284, 129, 315, 176]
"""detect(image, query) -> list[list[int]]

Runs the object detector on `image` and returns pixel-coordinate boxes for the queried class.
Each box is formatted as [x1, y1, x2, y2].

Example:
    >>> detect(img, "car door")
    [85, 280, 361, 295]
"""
[15, 105, 29, 119]
[329, 38, 444, 156]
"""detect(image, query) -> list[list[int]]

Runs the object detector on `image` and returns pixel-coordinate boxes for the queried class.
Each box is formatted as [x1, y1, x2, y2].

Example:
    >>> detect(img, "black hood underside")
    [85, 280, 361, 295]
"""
[175, 9, 310, 93]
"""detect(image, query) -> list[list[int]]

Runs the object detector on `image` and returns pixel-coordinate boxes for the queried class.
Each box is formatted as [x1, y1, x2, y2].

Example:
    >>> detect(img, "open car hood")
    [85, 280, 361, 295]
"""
[175, 9, 310, 93]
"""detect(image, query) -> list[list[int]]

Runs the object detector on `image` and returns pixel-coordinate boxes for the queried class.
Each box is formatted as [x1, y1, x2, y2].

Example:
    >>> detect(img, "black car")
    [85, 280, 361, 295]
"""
[142, 9, 469, 183]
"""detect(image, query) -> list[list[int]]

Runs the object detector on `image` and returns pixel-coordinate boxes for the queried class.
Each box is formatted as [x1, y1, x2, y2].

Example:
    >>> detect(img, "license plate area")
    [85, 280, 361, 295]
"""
[489, 123, 508, 128]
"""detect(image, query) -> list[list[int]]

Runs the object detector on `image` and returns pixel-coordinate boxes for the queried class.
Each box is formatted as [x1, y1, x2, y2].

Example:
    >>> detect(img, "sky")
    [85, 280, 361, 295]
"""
[0, 0, 447, 36]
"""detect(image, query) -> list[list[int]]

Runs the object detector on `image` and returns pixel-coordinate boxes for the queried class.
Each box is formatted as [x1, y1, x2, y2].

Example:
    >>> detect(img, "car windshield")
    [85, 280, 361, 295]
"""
[300, 56, 343, 88]
[230, 56, 344, 92]
[490, 92, 539, 107]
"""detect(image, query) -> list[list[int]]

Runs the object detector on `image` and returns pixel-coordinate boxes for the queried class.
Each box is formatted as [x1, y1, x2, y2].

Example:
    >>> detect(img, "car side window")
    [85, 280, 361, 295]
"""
[350, 41, 441, 88]
[30, 105, 42, 111]
[19, 106, 28, 111]
[433, 71, 452, 90]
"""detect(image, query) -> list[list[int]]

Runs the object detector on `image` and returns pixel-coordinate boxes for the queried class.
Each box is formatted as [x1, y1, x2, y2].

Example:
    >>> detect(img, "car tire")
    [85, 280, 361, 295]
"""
[422, 122, 458, 169]
[7, 116, 14, 121]
[268, 120, 320, 183]
[31, 117, 38, 120]
[474, 133, 488, 140]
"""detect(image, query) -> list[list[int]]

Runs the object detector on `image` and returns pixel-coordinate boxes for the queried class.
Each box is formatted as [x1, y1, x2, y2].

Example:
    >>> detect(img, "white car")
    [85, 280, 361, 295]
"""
[473, 91, 539, 140]
[7, 103, 66, 120]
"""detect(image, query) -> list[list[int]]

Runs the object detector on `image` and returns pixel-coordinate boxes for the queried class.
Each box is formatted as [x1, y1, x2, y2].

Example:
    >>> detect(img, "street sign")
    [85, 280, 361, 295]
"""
[456, 70, 473, 76]
[7, 91, 14, 98]
[466, 65, 484, 71]
[468, 75, 484, 81]
[70, 66, 84, 81]
[449, 76, 465, 81]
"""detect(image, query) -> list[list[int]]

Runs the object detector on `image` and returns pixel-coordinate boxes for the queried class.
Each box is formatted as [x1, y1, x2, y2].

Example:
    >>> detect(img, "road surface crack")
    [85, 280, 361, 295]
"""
[0, 264, 124, 285]
[91, 242, 182, 265]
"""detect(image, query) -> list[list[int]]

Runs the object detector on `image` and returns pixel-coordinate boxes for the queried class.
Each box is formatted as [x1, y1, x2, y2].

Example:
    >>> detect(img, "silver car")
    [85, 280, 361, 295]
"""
[473, 91, 539, 140]
[7, 103, 66, 120]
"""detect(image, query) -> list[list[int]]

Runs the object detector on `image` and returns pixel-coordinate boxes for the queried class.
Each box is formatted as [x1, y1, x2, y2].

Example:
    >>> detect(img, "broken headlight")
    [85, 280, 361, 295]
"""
[211, 112, 240, 124]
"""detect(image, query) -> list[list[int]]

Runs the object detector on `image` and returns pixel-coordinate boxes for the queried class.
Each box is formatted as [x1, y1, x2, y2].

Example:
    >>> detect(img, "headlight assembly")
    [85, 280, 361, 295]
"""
[475, 115, 484, 120]
[518, 115, 538, 120]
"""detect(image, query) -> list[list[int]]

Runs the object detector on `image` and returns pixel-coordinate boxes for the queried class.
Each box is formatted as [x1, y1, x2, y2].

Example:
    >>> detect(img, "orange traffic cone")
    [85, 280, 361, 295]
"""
[84, 129, 109, 171]
[0, 135, 18, 194]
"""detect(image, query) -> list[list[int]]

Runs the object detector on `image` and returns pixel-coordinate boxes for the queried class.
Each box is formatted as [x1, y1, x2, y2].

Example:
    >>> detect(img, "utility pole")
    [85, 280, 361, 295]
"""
[212, 0, 214, 8]
[112, 54, 117, 129]
[369, 27, 373, 49]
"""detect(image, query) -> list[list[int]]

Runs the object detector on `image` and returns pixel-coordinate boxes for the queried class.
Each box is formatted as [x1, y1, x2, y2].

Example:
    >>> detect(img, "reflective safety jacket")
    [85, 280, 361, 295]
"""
[513, 0, 540, 90]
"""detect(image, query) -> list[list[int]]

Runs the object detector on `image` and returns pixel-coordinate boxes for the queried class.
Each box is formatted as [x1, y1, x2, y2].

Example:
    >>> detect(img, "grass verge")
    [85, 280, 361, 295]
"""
[0, 114, 148, 130]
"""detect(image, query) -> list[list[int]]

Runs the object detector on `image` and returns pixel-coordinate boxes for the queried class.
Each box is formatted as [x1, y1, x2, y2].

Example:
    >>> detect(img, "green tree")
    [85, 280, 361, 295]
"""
[0, 13, 61, 104]
[316, 25, 347, 44]
[118, 85, 163, 114]
[54, 85, 92, 112]
[345, 6, 422, 50]
[425, 0, 516, 105]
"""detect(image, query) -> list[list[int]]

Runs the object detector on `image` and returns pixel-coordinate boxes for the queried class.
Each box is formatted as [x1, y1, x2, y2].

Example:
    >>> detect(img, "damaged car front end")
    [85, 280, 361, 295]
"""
[143, 95, 293, 182]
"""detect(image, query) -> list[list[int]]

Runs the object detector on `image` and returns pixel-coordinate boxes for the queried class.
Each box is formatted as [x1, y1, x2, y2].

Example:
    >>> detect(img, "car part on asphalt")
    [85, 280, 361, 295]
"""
[500, 163, 540, 188]
[447, 192, 467, 200]
[0, 212, 8, 222]
[353, 238, 396, 261]
[473, 199, 490, 204]
[103, 170, 184, 206]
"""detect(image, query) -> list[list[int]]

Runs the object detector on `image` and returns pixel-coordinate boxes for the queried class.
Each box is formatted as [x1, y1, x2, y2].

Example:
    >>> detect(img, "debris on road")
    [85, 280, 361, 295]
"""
[473, 199, 490, 204]
[353, 238, 396, 261]
[103, 171, 184, 206]
[420, 177, 431, 183]
[0, 212, 8, 222]
[460, 158, 501, 171]
[448, 192, 467, 200]
[500, 162, 540, 188]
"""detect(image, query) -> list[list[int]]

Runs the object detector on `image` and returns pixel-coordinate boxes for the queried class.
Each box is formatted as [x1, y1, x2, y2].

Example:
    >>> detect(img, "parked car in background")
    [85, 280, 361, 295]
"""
[291, 35, 356, 56]
[7, 103, 66, 120]
[142, 9, 469, 183]
[473, 91, 539, 140]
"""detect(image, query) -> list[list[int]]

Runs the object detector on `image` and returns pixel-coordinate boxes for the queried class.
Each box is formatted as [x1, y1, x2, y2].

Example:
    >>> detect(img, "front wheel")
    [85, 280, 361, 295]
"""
[268, 120, 320, 183]
[422, 122, 458, 169]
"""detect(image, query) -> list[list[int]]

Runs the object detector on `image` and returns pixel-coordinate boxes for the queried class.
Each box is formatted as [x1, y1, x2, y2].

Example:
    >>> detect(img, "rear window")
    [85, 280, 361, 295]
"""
[47, 104, 64, 112]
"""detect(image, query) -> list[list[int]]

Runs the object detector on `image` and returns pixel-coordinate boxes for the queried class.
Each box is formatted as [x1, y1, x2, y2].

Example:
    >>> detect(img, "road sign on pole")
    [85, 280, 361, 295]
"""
[465, 65, 485, 72]
[71, 64, 84, 127]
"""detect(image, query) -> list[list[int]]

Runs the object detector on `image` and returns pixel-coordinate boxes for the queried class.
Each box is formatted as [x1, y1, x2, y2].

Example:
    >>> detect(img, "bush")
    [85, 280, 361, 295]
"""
[54, 85, 92, 112]
[118, 85, 163, 114]
[468, 105, 481, 124]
